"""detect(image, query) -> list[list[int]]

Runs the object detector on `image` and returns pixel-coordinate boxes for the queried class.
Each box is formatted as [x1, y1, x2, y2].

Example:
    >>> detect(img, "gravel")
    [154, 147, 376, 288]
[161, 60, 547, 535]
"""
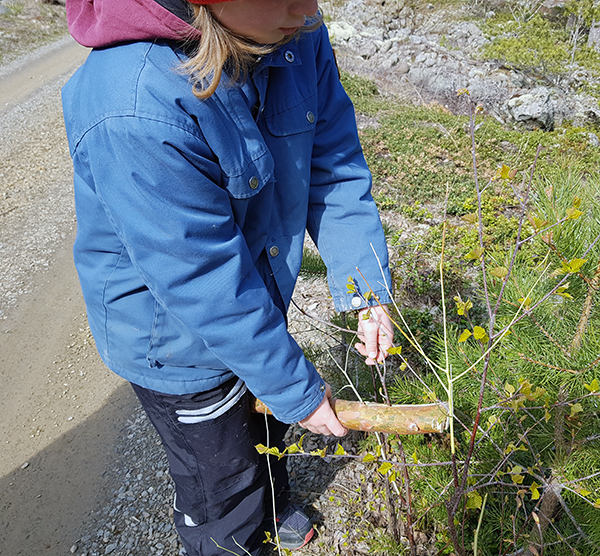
[0, 58, 76, 321]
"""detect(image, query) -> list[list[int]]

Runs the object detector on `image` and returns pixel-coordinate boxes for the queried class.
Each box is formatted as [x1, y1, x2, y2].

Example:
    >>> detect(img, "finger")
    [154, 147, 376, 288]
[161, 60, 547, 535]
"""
[355, 342, 367, 356]
[329, 421, 348, 437]
[361, 320, 380, 360]
[355, 342, 375, 365]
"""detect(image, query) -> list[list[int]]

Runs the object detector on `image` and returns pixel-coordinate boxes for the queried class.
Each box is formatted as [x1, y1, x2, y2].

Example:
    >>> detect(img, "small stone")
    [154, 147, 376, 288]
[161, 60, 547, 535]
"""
[20, 462, 29, 469]
[70, 544, 78, 553]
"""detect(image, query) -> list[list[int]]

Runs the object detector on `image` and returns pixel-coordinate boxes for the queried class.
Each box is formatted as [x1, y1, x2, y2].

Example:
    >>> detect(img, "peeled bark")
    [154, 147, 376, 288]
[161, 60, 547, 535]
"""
[253, 398, 449, 435]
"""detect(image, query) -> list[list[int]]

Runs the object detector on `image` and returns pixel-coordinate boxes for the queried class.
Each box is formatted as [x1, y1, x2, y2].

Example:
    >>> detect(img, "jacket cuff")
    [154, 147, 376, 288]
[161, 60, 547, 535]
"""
[273, 380, 327, 424]
[334, 289, 393, 313]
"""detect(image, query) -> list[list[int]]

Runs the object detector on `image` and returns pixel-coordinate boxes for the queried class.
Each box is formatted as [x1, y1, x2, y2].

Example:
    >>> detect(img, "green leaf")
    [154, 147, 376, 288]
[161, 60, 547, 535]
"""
[532, 216, 549, 231]
[555, 282, 573, 299]
[530, 481, 541, 500]
[411, 451, 418, 464]
[466, 491, 483, 509]
[461, 212, 478, 224]
[310, 448, 327, 458]
[566, 207, 583, 220]
[584, 379, 600, 392]
[518, 296, 532, 308]
[511, 470, 525, 485]
[570, 403, 584, 418]
[334, 443, 347, 456]
[454, 296, 473, 316]
[297, 434, 305, 451]
[494, 164, 512, 181]
[459, 329, 472, 343]
[387, 346, 402, 355]
[378, 462, 393, 475]
[255, 444, 269, 454]
[363, 453, 377, 463]
[490, 266, 509, 279]
[505, 382, 516, 395]
[286, 443, 302, 455]
[465, 246, 484, 261]
[567, 258, 587, 273]
[346, 276, 356, 293]
[487, 415, 498, 429]
[473, 326, 489, 342]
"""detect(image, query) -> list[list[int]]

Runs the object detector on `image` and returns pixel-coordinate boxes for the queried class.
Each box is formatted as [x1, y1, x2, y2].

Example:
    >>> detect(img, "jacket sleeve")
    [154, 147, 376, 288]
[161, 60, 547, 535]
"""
[306, 26, 393, 312]
[74, 117, 325, 424]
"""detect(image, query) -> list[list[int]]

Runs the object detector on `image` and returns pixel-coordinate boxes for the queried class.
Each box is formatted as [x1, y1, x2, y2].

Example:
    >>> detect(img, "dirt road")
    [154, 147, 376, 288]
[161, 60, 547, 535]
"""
[0, 37, 139, 555]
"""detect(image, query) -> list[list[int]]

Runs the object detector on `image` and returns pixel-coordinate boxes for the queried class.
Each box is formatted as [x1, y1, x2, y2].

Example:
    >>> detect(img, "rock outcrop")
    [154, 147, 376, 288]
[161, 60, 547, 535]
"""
[324, 0, 600, 131]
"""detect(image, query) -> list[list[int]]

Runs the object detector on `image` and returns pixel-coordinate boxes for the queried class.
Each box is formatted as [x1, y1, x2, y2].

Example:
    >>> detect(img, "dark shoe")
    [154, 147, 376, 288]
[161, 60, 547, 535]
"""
[275, 505, 315, 550]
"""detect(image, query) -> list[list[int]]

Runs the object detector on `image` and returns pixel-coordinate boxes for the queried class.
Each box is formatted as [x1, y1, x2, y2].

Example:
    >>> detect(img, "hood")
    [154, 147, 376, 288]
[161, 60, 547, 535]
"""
[66, 0, 202, 48]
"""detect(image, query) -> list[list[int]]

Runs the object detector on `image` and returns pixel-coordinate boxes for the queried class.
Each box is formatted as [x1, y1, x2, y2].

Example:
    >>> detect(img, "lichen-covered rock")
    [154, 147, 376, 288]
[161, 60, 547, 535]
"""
[507, 88, 555, 131]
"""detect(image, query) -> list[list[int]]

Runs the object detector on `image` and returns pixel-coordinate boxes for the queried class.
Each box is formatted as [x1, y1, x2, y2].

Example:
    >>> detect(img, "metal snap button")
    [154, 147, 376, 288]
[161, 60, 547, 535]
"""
[320, 384, 326, 392]
[284, 51, 295, 63]
[351, 295, 362, 308]
[249, 176, 259, 189]
[269, 246, 279, 257]
[306, 111, 315, 124]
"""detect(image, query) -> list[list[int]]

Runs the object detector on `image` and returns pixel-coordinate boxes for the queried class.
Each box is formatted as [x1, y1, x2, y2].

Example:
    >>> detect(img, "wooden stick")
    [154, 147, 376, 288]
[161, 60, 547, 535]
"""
[253, 398, 449, 435]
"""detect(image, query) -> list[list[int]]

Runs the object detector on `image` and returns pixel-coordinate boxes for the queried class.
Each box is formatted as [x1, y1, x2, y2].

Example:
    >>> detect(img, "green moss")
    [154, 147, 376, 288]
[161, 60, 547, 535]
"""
[480, 5, 600, 91]
[339, 71, 385, 115]
[482, 14, 571, 78]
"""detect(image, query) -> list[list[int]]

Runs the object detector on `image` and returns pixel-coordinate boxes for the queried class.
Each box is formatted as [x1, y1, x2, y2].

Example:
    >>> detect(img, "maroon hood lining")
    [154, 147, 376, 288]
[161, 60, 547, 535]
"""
[67, 0, 202, 48]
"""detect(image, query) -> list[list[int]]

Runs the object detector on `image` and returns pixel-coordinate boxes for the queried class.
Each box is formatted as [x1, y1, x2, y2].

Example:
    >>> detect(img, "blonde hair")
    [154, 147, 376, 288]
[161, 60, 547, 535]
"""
[182, 5, 322, 100]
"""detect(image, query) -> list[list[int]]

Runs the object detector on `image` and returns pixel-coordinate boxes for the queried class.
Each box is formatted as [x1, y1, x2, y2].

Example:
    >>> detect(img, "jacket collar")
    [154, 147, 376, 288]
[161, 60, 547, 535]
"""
[255, 38, 302, 71]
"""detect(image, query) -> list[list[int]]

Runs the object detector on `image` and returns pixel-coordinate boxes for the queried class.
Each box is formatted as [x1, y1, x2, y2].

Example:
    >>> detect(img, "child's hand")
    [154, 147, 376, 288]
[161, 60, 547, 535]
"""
[298, 383, 348, 437]
[355, 305, 394, 365]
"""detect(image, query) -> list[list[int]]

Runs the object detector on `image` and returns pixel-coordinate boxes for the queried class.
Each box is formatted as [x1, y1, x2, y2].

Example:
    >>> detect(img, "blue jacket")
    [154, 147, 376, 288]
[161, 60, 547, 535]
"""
[62, 11, 392, 423]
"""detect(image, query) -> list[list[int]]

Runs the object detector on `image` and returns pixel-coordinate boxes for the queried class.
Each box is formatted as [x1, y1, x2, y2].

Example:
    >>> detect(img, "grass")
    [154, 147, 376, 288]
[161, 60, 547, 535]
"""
[315, 69, 600, 555]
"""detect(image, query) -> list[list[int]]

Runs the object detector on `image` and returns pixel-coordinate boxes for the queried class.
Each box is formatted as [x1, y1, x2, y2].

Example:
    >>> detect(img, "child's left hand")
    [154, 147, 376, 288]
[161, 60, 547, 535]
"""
[355, 305, 394, 365]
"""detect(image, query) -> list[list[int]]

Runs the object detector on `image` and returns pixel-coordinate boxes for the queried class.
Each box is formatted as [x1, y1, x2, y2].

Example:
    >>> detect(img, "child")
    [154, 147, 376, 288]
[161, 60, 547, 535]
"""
[62, 0, 394, 554]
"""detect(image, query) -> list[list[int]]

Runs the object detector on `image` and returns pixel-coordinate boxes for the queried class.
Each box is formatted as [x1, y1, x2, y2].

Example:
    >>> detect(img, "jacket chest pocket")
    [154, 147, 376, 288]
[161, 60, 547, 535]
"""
[263, 90, 318, 138]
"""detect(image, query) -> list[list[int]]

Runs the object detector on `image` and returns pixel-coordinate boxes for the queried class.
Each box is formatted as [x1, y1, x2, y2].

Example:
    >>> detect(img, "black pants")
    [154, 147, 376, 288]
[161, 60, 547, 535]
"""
[131, 378, 290, 556]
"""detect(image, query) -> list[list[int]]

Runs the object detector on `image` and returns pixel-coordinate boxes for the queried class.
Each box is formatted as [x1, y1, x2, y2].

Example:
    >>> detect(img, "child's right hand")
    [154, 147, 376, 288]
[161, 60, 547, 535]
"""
[298, 383, 348, 437]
